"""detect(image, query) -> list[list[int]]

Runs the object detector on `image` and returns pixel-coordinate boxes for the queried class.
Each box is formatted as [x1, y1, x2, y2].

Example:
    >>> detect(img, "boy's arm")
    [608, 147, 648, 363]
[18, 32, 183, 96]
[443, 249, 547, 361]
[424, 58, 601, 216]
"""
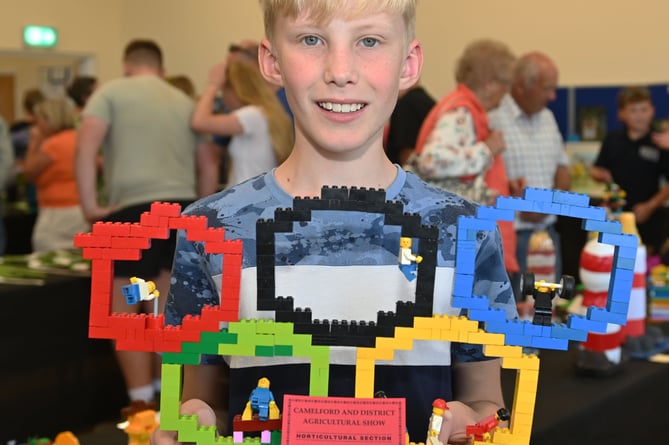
[438, 359, 506, 444]
[589, 165, 612, 183]
[634, 182, 669, 224]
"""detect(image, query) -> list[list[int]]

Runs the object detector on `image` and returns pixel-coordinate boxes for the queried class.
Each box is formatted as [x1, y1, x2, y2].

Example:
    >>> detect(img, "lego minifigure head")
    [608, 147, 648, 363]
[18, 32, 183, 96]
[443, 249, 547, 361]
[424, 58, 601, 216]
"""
[400, 237, 412, 249]
[431, 398, 448, 416]
[147, 281, 156, 293]
[258, 377, 271, 388]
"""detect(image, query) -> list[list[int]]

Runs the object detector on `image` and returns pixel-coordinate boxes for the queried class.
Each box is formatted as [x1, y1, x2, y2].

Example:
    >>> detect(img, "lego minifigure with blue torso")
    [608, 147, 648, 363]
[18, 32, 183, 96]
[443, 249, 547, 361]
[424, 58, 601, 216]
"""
[242, 377, 280, 421]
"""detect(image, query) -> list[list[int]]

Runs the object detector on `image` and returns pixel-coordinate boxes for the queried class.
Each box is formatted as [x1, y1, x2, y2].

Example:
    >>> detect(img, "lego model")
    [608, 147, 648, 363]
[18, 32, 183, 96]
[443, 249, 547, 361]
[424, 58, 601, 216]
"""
[74, 186, 640, 445]
[601, 182, 626, 216]
[242, 377, 280, 422]
[465, 407, 510, 442]
[519, 272, 575, 326]
[398, 236, 423, 281]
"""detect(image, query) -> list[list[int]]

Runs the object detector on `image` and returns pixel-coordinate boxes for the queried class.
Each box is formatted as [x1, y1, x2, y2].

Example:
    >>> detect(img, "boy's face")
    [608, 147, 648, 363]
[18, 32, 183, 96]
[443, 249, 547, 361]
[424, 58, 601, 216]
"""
[259, 4, 422, 157]
[619, 100, 654, 134]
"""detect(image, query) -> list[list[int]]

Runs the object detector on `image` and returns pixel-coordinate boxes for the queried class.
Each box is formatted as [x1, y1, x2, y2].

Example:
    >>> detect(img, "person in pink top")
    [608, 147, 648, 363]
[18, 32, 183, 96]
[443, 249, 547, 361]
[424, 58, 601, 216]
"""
[22, 98, 89, 252]
[407, 39, 519, 275]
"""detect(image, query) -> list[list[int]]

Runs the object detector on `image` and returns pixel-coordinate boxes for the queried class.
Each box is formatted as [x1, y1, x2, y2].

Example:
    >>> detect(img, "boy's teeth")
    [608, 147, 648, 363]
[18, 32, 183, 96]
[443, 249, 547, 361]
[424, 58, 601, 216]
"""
[319, 102, 364, 113]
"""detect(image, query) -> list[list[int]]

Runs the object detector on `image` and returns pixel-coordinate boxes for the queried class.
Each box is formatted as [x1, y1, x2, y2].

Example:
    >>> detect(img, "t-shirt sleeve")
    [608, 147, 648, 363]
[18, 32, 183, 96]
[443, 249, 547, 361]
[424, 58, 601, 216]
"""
[82, 86, 113, 124]
[234, 105, 267, 136]
[451, 225, 518, 363]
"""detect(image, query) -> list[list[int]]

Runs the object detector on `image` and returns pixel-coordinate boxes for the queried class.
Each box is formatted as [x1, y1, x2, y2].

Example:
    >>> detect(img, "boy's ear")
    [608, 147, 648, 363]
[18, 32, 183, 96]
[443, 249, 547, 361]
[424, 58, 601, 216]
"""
[259, 38, 284, 87]
[399, 40, 424, 90]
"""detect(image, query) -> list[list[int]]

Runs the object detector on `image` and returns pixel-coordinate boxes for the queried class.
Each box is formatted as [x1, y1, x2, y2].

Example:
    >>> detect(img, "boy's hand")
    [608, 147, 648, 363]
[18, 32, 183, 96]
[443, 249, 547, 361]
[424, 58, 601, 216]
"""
[633, 201, 655, 224]
[652, 130, 669, 150]
[208, 62, 227, 87]
[436, 401, 477, 444]
[484, 131, 505, 157]
[151, 399, 217, 444]
[589, 166, 612, 183]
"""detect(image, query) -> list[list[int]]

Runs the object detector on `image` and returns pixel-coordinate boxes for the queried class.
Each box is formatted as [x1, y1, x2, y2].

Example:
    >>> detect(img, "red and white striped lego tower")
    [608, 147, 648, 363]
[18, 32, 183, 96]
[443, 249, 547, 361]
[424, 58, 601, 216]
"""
[579, 236, 621, 364]
[618, 212, 646, 340]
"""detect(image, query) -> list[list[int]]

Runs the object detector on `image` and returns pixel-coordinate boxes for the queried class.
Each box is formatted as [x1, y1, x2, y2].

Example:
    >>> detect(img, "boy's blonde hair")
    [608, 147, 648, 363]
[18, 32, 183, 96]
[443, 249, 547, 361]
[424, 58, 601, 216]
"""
[35, 98, 75, 132]
[260, 0, 416, 43]
[225, 59, 294, 164]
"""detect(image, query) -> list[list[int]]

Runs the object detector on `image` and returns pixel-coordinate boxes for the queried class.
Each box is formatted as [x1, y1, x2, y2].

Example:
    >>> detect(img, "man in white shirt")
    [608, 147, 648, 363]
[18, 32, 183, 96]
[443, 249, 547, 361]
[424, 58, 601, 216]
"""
[488, 52, 571, 301]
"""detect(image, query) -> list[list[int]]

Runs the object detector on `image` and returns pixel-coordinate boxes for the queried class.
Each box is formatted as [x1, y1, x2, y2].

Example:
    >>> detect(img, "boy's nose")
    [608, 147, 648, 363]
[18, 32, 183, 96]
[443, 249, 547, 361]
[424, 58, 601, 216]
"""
[324, 47, 358, 86]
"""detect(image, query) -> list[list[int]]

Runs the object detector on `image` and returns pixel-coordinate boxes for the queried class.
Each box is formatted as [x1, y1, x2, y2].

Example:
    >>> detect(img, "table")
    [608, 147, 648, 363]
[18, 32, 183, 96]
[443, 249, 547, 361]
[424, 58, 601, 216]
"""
[501, 343, 669, 444]
[3, 210, 36, 255]
[0, 274, 127, 442]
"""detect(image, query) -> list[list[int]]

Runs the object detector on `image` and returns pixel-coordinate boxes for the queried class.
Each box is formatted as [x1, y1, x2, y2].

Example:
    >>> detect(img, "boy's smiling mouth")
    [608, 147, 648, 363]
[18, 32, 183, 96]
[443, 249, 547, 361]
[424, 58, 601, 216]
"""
[318, 101, 366, 113]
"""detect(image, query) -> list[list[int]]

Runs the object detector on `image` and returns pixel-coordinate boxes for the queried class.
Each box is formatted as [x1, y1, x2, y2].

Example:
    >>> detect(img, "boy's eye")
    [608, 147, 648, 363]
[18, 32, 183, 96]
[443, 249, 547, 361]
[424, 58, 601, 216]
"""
[302, 35, 322, 46]
[360, 37, 379, 48]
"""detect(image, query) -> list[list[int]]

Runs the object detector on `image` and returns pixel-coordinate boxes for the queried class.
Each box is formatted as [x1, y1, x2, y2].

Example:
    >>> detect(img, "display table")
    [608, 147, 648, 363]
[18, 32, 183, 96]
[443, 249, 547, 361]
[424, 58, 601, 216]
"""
[0, 274, 127, 442]
[501, 343, 669, 444]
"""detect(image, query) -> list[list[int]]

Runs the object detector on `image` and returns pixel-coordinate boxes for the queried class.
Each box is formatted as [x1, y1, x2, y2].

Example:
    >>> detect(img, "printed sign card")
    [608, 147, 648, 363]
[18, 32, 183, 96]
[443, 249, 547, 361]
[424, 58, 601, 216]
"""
[282, 395, 406, 444]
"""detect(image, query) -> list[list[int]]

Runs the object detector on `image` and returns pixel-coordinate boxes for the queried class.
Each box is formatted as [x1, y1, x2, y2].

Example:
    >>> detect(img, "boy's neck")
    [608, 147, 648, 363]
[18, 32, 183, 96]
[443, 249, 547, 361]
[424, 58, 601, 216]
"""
[626, 127, 648, 141]
[274, 148, 398, 198]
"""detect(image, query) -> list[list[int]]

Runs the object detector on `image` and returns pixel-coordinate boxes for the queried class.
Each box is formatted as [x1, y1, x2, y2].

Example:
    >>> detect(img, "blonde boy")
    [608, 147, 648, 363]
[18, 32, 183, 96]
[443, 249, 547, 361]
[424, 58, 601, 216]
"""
[156, 1, 516, 443]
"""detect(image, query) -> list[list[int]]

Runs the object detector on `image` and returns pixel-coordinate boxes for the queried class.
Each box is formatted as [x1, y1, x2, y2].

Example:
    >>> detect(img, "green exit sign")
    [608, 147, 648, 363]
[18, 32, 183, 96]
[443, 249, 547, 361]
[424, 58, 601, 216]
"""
[23, 25, 58, 48]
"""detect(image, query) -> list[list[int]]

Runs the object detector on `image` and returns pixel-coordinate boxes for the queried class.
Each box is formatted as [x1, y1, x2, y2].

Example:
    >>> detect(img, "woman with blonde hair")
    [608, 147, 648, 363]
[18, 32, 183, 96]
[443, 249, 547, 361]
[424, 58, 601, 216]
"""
[23, 98, 89, 252]
[192, 59, 293, 188]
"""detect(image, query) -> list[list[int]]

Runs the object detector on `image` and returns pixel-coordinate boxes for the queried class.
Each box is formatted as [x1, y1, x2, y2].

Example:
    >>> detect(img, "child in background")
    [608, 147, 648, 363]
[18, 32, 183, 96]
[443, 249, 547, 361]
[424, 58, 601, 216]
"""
[591, 86, 669, 255]
[156, 1, 516, 443]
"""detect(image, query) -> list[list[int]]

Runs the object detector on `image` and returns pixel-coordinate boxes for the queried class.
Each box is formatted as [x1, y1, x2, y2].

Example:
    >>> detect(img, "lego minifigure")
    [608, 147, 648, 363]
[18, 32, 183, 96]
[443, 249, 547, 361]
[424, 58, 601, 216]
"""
[122, 276, 160, 305]
[121, 276, 161, 316]
[117, 401, 159, 445]
[520, 272, 575, 325]
[465, 407, 510, 442]
[242, 377, 280, 421]
[426, 398, 450, 445]
[398, 236, 423, 281]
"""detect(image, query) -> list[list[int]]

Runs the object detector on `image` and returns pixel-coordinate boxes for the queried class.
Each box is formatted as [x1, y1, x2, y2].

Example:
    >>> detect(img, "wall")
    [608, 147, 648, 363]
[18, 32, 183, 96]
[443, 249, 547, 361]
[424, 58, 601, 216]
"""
[0, 0, 122, 118]
[0, 0, 668, 112]
[417, 0, 669, 99]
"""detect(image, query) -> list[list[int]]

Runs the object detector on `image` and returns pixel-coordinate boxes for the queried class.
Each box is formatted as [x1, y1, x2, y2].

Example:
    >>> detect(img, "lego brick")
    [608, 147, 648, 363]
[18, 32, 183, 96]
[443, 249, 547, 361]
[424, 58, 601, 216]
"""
[475, 205, 515, 222]
[581, 218, 622, 234]
[552, 190, 590, 206]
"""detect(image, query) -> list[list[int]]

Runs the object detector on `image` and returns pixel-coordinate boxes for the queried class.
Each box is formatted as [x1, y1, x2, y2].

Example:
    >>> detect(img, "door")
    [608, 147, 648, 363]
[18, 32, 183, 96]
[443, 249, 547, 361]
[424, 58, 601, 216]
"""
[0, 73, 15, 124]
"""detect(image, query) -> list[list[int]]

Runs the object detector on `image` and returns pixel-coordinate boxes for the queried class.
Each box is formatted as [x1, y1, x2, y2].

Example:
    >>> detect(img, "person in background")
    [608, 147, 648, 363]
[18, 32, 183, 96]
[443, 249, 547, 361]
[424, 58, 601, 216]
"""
[75, 39, 219, 405]
[385, 82, 435, 166]
[156, 0, 516, 442]
[166, 75, 197, 100]
[0, 116, 15, 255]
[591, 86, 669, 255]
[408, 39, 519, 275]
[66, 76, 98, 119]
[191, 59, 293, 188]
[22, 98, 88, 252]
[488, 52, 571, 300]
[8, 88, 44, 212]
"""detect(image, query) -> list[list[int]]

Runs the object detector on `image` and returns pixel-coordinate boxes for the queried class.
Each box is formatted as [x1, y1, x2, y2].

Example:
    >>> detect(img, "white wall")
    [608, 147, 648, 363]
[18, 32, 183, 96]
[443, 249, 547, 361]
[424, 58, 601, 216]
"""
[0, 0, 668, 111]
